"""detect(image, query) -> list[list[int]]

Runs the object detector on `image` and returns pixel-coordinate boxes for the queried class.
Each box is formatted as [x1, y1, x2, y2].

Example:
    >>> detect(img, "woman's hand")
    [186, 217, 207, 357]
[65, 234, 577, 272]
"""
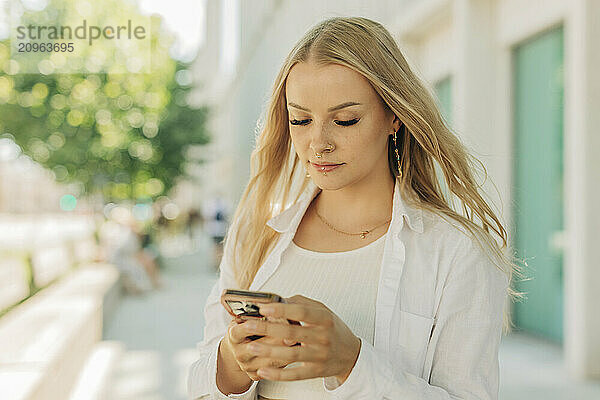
[245, 295, 361, 384]
[225, 316, 299, 381]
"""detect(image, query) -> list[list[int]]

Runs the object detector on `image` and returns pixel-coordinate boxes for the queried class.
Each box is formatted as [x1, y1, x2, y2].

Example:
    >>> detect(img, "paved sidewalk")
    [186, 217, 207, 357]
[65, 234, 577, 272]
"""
[499, 331, 600, 400]
[101, 235, 218, 400]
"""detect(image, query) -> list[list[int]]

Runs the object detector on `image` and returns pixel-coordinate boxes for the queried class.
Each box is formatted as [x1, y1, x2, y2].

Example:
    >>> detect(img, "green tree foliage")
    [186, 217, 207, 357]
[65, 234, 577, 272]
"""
[0, 0, 210, 202]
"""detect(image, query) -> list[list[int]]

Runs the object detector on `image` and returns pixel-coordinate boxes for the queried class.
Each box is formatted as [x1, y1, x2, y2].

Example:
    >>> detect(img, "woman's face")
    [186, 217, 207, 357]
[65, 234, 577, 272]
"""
[285, 60, 399, 190]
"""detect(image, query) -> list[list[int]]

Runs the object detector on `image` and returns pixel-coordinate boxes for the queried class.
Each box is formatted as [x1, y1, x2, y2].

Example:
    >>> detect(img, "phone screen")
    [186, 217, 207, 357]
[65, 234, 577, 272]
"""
[225, 299, 263, 318]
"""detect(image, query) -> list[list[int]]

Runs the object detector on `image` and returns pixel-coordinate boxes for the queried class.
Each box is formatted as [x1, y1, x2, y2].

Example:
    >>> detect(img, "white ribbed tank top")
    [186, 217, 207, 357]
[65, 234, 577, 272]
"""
[256, 233, 386, 400]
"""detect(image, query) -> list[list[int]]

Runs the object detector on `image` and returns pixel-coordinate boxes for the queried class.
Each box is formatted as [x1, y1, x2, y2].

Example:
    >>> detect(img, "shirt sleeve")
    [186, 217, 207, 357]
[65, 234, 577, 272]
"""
[187, 220, 259, 400]
[321, 234, 510, 399]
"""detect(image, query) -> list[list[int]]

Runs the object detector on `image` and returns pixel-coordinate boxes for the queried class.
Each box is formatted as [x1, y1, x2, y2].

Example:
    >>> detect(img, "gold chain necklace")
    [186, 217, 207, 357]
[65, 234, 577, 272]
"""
[314, 200, 392, 239]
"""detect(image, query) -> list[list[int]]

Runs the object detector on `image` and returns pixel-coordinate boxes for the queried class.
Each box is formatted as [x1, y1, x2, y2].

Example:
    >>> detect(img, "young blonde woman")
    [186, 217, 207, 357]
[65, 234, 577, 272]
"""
[188, 16, 523, 400]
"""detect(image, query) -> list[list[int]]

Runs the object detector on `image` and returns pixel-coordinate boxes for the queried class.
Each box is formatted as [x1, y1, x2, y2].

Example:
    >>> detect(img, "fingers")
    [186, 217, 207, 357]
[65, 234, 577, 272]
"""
[241, 352, 289, 375]
[232, 340, 298, 367]
[227, 321, 279, 359]
[230, 318, 305, 345]
[227, 319, 243, 344]
[244, 318, 325, 345]
[246, 341, 322, 364]
[228, 319, 258, 344]
[256, 362, 323, 381]
[227, 317, 311, 381]
[259, 302, 330, 326]
[232, 340, 290, 379]
[253, 335, 292, 347]
[284, 294, 319, 305]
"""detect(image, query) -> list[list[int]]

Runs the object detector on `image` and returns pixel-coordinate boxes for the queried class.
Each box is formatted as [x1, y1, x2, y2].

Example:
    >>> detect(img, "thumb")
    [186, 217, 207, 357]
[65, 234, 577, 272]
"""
[284, 294, 309, 304]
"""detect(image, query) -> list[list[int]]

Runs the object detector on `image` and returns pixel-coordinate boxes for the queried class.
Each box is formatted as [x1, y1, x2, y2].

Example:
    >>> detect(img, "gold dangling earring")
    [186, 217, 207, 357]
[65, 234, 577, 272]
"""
[392, 129, 402, 178]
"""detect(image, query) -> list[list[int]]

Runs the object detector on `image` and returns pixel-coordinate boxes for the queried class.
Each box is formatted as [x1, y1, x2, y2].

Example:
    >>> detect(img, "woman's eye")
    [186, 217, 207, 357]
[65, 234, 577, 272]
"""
[289, 118, 360, 127]
[335, 118, 360, 126]
[290, 119, 310, 126]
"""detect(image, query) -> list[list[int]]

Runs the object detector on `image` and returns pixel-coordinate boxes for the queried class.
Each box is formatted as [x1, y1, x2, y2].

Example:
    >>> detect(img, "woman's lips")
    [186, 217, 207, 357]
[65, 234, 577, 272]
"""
[311, 162, 343, 172]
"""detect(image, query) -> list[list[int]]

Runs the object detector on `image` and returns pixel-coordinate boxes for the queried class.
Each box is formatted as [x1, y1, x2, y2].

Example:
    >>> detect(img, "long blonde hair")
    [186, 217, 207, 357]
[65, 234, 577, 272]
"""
[223, 16, 525, 334]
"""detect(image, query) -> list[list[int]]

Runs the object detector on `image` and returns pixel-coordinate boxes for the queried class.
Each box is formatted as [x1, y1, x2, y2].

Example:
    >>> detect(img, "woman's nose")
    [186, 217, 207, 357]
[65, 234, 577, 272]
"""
[308, 122, 331, 148]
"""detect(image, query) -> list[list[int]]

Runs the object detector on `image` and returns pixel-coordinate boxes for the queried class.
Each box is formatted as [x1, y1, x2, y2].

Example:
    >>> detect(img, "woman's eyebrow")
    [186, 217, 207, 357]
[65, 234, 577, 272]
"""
[287, 101, 362, 113]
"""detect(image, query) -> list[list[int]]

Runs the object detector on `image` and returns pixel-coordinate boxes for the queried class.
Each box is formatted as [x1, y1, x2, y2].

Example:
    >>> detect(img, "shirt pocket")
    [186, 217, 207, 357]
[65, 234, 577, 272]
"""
[390, 309, 435, 378]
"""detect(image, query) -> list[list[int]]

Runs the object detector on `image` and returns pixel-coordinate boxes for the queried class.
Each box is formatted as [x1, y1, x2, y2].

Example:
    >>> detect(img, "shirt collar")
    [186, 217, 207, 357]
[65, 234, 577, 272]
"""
[265, 178, 424, 234]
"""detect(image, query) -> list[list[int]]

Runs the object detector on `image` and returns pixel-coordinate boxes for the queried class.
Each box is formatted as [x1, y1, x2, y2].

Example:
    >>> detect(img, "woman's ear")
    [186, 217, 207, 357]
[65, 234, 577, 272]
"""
[392, 114, 403, 133]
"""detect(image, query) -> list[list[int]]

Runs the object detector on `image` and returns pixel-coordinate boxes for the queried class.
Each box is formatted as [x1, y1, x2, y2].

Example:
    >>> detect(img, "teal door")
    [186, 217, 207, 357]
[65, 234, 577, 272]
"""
[512, 27, 564, 342]
[434, 76, 452, 127]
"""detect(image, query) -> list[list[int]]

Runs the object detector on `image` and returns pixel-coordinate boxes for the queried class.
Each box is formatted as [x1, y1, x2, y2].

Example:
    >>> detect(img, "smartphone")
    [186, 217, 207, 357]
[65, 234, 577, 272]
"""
[221, 289, 301, 342]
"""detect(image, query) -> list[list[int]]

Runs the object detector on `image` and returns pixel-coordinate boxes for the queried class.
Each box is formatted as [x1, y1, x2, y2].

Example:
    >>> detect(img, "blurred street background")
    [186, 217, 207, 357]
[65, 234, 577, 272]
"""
[0, 0, 599, 399]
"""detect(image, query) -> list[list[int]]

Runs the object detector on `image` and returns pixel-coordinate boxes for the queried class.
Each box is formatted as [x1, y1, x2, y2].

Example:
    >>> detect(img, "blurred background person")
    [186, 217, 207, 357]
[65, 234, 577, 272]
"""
[202, 192, 231, 271]
[185, 207, 205, 247]
[100, 206, 162, 294]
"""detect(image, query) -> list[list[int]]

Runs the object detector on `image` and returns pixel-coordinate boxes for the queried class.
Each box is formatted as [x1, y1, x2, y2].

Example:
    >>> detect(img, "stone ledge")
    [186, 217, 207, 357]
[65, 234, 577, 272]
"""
[0, 263, 120, 400]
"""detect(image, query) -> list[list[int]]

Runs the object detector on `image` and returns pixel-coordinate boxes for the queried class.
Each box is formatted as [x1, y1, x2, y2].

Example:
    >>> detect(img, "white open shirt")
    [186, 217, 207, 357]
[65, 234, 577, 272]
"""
[188, 178, 509, 400]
